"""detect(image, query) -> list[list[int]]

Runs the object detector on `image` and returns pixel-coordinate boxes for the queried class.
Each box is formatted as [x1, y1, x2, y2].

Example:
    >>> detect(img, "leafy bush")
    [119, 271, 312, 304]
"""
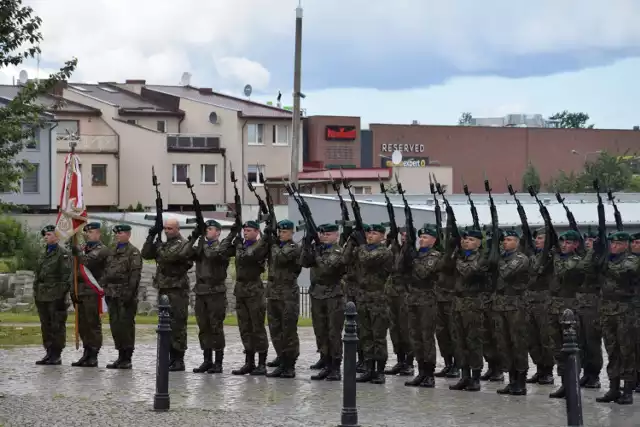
[0, 216, 27, 257]
[13, 228, 42, 271]
[0, 260, 12, 273]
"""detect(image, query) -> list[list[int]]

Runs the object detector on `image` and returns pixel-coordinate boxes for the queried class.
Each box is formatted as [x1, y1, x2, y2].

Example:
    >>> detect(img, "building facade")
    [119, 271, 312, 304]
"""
[303, 115, 362, 168]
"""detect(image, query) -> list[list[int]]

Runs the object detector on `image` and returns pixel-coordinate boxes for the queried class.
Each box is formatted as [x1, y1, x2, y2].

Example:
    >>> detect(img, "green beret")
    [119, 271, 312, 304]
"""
[533, 227, 546, 238]
[418, 224, 438, 237]
[113, 224, 132, 233]
[630, 232, 640, 241]
[321, 224, 339, 232]
[83, 222, 101, 232]
[608, 231, 630, 242]
[502, 228, 520, 238]
[205, 219, 221, 229]
[278, 219, 294, 230]
[243, 220, 260, 230]
[559, 230, 581, 241]
[583, 226, 597, 239]
[464, 229, 483, 240]
[362, 223, 371, 232]
[41, 224, 56, 236]
[370, 224, 386, 233]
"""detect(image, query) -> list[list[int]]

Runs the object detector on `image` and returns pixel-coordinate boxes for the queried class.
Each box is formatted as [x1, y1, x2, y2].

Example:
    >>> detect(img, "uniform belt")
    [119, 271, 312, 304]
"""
[456, 292, 480, 298]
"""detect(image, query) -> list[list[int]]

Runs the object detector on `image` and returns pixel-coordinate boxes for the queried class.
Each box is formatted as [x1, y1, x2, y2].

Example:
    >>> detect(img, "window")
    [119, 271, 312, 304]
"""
[353, 186, 371, 195]
[91, 164, 107, 186]
[247, 124, 264, 145]
[22, 163, 39, 193]
[273, 124, 290, 145]
[172, 164, 189, 183]
[126, 119, 137, 125]
[156, 120, 167, 133]
[247, 164, 265, 186]
[56, 120, 79, 138]
[201, 164, 217, 184]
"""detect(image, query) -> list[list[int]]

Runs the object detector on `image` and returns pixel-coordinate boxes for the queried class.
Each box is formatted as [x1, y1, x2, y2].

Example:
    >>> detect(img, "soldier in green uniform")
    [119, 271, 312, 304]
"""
[141, 218, 193, 372]
[479, 228, 503, 383]
[301, 223, 347, 381]
[265, 220, 302, 378]
[494, 229, 530, 396]
[385, 228, 414, 377]
[577, 228, 603, 388]
[630, 232, 640, 392]
[525, 227, 555, 385]
[435, 266, 459, 378]
[232, 220, 271, 376]
[34, 225, 72, 366]
[187, 219, 238, 374]
[341, 258, 363, 372]
[347, 223, 393, 385]
[70, 222, 107, 367]
[102, 224, 142, 369]
[596, 231, 637, 405]
[403, 225, 443, 387]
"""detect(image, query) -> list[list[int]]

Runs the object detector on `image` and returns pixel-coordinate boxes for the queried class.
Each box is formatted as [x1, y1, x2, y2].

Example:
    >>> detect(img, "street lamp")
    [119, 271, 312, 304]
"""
[571, 149, 602, 162]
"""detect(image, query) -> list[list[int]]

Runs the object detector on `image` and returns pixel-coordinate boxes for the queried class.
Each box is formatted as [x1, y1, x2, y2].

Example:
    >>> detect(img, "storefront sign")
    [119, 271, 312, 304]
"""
[381, 143, 425, 153]
[325, 126, 357, 141]
[381, 156, 430, 168]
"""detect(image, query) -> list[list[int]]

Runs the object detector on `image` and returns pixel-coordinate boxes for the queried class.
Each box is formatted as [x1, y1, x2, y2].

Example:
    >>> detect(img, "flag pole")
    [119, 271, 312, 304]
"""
[69, 138, 80, 350]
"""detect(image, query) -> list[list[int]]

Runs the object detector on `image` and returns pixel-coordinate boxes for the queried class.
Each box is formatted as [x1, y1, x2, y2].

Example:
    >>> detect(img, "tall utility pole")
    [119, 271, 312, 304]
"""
[290, 1, 303, 185]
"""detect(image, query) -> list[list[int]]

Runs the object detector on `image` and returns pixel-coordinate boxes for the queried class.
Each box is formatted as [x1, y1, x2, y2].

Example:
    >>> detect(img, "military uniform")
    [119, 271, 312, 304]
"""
[301, 223, 347, 381]
[187, 220, 236, 374]
[232, 220, 271, 376]
[479, 235, 503, 383]
[596, 232, 637, 405]
[102, 224, 142, 369]
[141, 226, 192, 371]
[71, 222, 107, 367]
[34, 225, 72, 366]
[435, 272, 459, 378]
[632, 233, 640, 393]
[341, 263, 363, 372]
[265, 220, 302, 378]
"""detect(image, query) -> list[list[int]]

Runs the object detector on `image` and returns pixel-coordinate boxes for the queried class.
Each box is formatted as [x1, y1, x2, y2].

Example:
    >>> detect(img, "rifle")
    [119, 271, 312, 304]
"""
[328, 170, 352, 245]
[339, 167, 366, 244]
[184, 177, 206, 236]
[555, 190, 584, 251]
[433, 173, 460, 249]
[462, 176, 480, 230]
[484, 175, 501, 278]
[378, 175, 399, 244]
[284, 180, 321, 246]
[395, 173, 415, 248]
[607, 189, 623, 231]
[144, 166, 164, 243]
[429, 173, 443, 248]
[261, 170, 277, 226]
[506, 178, 534, 252]
[528, 186, 558, 246]
[225, 162, 242, 227]
[594, 180, 608, 258]
[245, 173, 270, 224]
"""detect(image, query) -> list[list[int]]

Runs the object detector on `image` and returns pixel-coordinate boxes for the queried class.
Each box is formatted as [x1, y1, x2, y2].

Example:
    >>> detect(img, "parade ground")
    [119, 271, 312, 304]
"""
[0, 326, 638, 427]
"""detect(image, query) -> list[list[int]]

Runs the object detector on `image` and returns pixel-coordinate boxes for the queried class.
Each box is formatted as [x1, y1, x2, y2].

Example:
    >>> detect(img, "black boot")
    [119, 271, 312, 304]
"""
[465, 369, 481, 391]
[311, 356, 331, 380]
[489, 365, 505, 382]
[207, 350, 224, 374]
[371, 360, 386, 384]
[405, 360, 426, 387]
[232, 352, 255, 375]
[480, 363, 494, 381]
[250, 352, 267, 375]
[267, 355, 281, 368]
[83, 348, 99, 368]
[419, 363, 436, 388]
[399, 354, 415, 376]
[526, 369, 541, 384]
[167, 349, 177, 370]
[266, 356, 285, 378]
[310, 354, 326, 370]
[596, 378, 621, 403]
[326, 358, 342, 381]
[169, 351, 185, 372]
[450, 367, 470, 390]
[538, 366, 555, 385]
[356, 349, 365, 373]
[71, 348, 89, 367]
[118, 349, 133, 369]
[579, 371, 589, 387]
[497, 371, 515, 395]
[584, 373, 601, 389]
[435, 356, 452, 378]
[510, 371, 527, 396]
[446, 364, 461, 378]
[106, 350, 124, 369]
[35, 348, 51, 365]
[356, 360, 375, 383]
[635, 372, 640, 393]
[193, 349, 213, 373]
[549, 376, 566, 399]
[46, 348, 62, 365]
[617, 380, 635, 405]
[384, 353, 405, 375]
[281, 357, 296, 379]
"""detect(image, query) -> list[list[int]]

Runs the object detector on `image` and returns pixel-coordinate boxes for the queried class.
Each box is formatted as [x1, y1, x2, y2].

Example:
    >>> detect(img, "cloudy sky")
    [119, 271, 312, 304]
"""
[2, 0, 640, 128]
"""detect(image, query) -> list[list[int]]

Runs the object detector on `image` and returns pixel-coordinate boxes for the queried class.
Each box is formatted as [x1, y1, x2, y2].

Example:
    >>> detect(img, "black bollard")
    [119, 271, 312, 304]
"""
[154, 294, 172, 411]
[561, 309, 583, 427]
[339, 301, 359, 427]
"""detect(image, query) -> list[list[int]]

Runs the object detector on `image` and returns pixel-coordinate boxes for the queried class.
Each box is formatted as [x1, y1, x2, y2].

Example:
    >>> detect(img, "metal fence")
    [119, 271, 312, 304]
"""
[299, 286, 311, 318]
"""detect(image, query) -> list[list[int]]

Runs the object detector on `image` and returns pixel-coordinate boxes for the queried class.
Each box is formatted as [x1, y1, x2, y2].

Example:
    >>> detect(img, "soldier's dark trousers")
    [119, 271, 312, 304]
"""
[77, 295, 102, 350]
[408, 300, 437, 365]
[106, 296, 137, 350]
[159, 289, 189, 352]
[309, 296, 322, 353]
[525, 293, 555, 371]
[436, 300, 455, 364]
[236, 294, 269, 353]
[452, 300, 483, 370]
[267, 297, 300, 362]
[36, 299, 68, 351]
[493, 307, 528, 374]
[577, 297, 603, 377]
[195, 293, 227, 351]
[359, 299, 389, 362]
[549, 308, 580, 377]
[387, 294, 412, 358]
[310, 296, 345, 360]
[602, 311, 636, 382]
[482, 304, 497, 366]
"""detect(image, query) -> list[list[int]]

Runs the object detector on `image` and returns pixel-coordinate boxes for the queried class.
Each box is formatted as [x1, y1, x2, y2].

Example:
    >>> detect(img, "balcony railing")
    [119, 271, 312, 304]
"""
[56, 134, 118, 153]
[166, 134, 223, 153]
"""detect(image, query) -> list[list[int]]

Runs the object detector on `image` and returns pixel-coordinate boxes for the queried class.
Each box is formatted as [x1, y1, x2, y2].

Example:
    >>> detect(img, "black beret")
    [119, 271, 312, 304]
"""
[630, 232, 640, 241]
[320, 223, 339, 232]
[463, 229, 483, 240]
[83, 222, 101, 232]
[418, 224, 438, 237]
[608, 231, 630, 242]
[113, 224, 132, 233]
[277, 219, 294, 230]
[243, 220, 260, 229]
[370, 224, 386, 233]
[205, 219, 221, 229]
[559, 230, 581, 241]
[41, 225, 56, 236]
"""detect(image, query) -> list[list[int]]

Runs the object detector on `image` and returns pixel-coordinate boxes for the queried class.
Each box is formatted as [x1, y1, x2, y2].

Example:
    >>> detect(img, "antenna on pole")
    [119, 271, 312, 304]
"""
[36, 51, 41, 85]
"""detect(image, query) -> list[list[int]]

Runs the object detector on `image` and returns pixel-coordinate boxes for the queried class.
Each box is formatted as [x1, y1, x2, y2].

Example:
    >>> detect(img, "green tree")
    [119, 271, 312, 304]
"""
[579, 151, 632, 192]
[546, 170, 582, 193]
[549, 110, 594, 129]
[0, 0, 77, 201]
[521, 163, 541, 193]
[458, 112, 473, 125]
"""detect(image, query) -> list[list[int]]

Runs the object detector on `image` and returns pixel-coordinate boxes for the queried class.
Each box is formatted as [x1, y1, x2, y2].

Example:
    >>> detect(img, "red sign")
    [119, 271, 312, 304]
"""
[325, 125, 356, 141]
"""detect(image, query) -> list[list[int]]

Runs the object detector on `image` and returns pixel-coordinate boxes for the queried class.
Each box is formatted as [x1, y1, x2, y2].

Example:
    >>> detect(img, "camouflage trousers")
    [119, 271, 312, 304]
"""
[492, 308, 528, 373]
[408, 299, 437, 365]
[36, 299, 68, 351]
[195, 293, 227, 351]
[549, 311, 581, 377]
[387, 293, 412, 357]
[267, 297, 300, 361]
[602, 310, 636, 381]
[452, 297, 484, 370]
[236, 294, 269, 354]
[435, 300, 455, 361]
[359, 299, 389, 361]
[481, 299, 497, 365]
[577, 298, 603, 376]
[159, 289, 189, 352]
[106, 296, 137, 350]
[309, 296, 321, 353]
[77, 294, 103, 349]
[525, 293, 555, 369]
[310, 296, 345, 360]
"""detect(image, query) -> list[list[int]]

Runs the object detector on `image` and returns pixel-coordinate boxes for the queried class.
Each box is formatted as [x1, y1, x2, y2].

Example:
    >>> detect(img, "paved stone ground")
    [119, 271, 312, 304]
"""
[1, 326, 639, 426]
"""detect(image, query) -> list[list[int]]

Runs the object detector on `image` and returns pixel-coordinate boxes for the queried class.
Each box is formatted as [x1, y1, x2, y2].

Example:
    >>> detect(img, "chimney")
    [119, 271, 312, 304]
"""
[51, 80, 68, 96]
[198, 87, 213, 95]
[125, 79, 146, 85]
